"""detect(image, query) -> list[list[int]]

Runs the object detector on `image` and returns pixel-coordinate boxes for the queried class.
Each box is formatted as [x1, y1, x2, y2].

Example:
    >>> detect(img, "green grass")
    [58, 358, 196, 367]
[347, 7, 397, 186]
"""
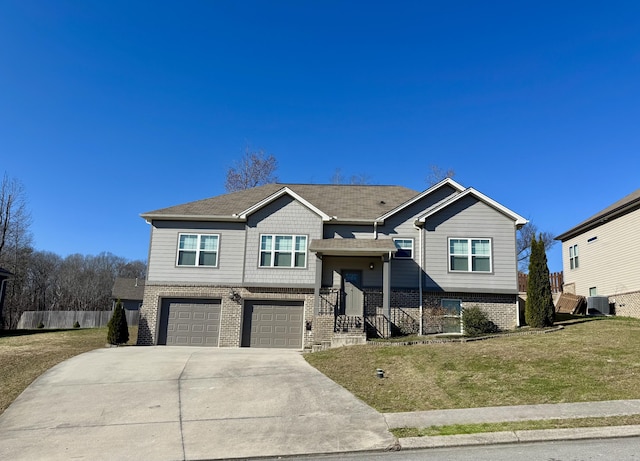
[0, 326, 137, 415]
[391, 415, 640, 437]
[305, 316, 640, 412]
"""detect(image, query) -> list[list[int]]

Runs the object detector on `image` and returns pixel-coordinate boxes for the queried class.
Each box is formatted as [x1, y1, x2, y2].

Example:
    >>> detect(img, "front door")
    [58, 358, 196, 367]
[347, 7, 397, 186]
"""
[342, 270, 363, 316]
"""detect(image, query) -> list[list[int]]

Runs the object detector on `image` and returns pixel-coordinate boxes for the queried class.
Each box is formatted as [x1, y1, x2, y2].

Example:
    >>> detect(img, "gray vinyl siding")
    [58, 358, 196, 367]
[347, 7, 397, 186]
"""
[562, 209, 640, 297]
[244, 196, 323, 286]
[422, 195, 518, 293]
[147, 220, 245, 284]
[323, 224, 375, 239]
[320, 256, 383, 288]
[378, 185, 459, 289]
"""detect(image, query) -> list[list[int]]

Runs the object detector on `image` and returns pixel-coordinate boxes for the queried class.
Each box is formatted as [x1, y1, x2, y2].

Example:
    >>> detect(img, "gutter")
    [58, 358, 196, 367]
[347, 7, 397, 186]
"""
[414, 222, 424, 336]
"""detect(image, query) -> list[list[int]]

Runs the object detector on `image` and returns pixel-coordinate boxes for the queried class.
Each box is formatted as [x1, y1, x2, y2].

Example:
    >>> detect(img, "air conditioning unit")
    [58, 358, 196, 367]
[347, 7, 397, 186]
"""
[587, 296, 610, 315]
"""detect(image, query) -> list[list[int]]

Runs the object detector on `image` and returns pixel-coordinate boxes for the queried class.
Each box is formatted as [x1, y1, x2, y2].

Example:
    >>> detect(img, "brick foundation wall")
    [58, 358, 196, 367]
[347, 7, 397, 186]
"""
[138, 283, 519, 347]
[388, 290, 518, 332]
[611, 290, 640, 318]
[138, 283, 314, 347]
[313, 316, 335, 344]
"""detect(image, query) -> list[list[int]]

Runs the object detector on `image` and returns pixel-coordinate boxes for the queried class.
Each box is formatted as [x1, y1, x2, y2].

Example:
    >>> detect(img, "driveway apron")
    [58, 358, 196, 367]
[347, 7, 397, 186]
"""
[0, 347, 395, 461]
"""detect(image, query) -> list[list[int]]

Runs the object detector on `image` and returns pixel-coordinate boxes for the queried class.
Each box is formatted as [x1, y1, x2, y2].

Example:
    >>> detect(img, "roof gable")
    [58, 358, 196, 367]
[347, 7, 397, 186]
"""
[417, 187, 528, 227]
[376, 178, 465, 221]
[237, 187, 332, 221]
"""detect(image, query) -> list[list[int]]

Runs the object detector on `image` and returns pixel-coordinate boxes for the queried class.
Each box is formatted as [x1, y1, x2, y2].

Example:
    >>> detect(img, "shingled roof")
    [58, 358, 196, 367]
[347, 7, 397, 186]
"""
[556, 188, 640, 241]
[141, 183, 420, 222]
[112, 277, 145, 301]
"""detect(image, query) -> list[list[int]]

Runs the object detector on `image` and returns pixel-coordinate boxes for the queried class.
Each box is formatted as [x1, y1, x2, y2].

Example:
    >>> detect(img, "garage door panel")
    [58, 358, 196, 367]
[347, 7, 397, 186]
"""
[159, 299, 221, 347]
[242, 301, 304, 349]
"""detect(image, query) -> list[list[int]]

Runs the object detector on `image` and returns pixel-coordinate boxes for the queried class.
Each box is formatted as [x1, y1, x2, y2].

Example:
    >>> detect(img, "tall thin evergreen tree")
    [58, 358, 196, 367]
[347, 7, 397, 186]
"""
[107, 299, 129, 345]
[525, 235, 555, 328]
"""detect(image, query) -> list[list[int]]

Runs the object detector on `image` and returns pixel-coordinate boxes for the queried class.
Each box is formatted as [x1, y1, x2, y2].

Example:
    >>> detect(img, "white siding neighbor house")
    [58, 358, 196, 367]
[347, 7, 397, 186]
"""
[556, 188, 640, 317]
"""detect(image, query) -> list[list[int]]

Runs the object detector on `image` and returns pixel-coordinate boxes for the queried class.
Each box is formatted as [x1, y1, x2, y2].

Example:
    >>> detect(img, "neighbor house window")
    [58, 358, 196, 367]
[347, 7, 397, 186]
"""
[260, 235, 307, 268]
[177, 234, 219, 267]
[449, 238, 492, 272]
[393, 238, 414, 259]
[569, 244, 579, 269]
[589, 287, 597, 296]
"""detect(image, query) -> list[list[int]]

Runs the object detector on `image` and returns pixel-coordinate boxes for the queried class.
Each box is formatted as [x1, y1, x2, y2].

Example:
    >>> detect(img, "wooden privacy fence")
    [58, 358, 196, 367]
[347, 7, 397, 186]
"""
[518, 271, 564, 293]
[17, 310, 139, 329]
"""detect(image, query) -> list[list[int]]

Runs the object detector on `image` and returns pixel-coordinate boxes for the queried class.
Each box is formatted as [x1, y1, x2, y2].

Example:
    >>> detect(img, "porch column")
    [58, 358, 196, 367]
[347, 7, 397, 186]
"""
[382, 253, 391, 319]
[313, 253, 323, 315]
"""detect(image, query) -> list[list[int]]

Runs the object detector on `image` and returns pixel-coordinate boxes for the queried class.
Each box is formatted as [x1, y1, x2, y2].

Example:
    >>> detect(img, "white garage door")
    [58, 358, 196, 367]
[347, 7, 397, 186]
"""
[242, 301, 304, 349]
[159, 298, 221, 346]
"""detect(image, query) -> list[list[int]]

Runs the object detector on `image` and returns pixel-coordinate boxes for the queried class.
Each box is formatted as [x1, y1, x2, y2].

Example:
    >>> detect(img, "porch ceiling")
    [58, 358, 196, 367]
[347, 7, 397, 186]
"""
[309, 238, 397, 256]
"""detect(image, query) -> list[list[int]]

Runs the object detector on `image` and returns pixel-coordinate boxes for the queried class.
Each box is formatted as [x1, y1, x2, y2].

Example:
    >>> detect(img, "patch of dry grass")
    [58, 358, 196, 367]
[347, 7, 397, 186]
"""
[0, 327, 137, 415]
[392, 414, 640, 437]
[305, 316, 640, 412]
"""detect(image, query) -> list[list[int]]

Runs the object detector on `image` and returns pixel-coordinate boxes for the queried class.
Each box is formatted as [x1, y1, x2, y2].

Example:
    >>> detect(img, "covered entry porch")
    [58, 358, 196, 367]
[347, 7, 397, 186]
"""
[309, 238, 397, 340]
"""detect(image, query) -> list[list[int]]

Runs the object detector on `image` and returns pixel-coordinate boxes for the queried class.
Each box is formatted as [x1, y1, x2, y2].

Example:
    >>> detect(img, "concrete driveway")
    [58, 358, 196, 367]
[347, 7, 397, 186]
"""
[0, 347, 396, 460]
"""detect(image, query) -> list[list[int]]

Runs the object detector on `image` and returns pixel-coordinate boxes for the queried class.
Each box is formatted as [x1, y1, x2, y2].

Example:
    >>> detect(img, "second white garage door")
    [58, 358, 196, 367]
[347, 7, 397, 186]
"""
[242, 300, 304, 349]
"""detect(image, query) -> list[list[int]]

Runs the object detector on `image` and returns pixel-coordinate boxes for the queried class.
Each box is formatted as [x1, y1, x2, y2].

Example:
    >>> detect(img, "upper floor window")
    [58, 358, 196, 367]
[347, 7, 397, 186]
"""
[393, 238, 414, 259]
[177, 234, 219, 267]
[569, 244, 579, 269]
[449, 238, 492, 272]
[260, 235, 307, 268]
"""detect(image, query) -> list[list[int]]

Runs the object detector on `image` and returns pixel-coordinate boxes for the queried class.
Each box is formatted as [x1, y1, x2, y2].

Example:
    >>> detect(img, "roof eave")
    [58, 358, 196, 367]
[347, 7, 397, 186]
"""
[141, 213, 246, 223]
[555, 198, 640, 241]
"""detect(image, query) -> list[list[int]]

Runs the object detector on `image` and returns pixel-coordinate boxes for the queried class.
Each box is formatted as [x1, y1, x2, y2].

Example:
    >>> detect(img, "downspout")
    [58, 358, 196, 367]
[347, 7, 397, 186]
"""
[373, 221, 378, 239]
[414, 223, 424, 336]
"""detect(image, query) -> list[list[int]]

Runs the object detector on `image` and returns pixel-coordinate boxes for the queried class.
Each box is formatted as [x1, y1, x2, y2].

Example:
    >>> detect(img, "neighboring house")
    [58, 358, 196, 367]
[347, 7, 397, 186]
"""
[111, 277, 146, 311]
[137, 179, 527, 349]
[556, 188, 640, 317]
[0, 267, 12, 326]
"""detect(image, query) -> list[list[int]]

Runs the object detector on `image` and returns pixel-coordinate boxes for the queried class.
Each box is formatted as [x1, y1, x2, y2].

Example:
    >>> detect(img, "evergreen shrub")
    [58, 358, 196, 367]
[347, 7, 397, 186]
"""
[462, 306, 498, 336]
[107, 300, 129, 345]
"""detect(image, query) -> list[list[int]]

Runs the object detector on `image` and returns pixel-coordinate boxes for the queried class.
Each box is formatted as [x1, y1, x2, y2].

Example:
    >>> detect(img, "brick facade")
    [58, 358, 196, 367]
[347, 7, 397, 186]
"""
[139, 283, 518, 347]
[137, 283, 314, 347]
[373, 289, 517, 332]
[610, 290, 640, 318]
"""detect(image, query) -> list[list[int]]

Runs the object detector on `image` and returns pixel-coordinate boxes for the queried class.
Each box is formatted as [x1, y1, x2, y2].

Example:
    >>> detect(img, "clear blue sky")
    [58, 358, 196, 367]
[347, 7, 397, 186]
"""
[2, 1, 639, 273]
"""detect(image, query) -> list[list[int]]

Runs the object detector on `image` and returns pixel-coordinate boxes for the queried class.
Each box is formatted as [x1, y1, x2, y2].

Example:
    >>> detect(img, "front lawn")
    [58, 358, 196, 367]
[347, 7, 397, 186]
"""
[0, 327, 137, 415]
[304, 316, 640, 412]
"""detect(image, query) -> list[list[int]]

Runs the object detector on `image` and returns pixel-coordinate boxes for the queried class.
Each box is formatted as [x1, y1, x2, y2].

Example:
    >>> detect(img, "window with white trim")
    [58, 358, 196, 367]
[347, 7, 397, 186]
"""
[449, 238, 492, 272]
[260, 235, 307, 268]
[177, 234, 219, 267]
[393, 238, 414, 259]
[569, 244, 579, 269]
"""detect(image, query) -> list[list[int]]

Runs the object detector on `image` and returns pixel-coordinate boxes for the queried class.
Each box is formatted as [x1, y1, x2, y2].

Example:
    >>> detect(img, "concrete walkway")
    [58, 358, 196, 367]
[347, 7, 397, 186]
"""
[386, 400, 640, 450]
[0, 347, 396, 461]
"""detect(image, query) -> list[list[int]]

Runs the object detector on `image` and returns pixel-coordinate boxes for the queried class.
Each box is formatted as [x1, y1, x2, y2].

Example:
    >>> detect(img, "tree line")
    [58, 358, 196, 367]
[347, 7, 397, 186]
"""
[0, 173, 145, 329]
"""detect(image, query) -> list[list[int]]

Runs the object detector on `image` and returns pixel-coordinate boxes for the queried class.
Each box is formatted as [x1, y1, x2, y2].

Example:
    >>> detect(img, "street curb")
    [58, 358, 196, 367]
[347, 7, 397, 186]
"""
[398, 425, 640, 449]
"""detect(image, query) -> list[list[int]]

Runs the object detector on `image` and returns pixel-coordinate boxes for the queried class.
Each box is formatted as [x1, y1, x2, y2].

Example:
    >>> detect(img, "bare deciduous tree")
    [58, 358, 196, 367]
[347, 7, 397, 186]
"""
[517, 221, 556, 272]
[0, 173, 31, 259]
[330, 168, 371, 185]
[426, 165, 456, 186]
[225, 147, 278, 192]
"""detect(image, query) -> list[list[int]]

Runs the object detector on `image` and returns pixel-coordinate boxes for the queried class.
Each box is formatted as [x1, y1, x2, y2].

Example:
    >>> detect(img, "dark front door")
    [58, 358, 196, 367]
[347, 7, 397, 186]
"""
[342, 270, 364, 316]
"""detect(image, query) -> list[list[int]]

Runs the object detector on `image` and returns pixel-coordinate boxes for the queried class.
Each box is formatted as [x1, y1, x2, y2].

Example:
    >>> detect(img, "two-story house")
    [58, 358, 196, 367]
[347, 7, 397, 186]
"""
[137, 178, 527, 349]
[556, 188, 640, 317]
